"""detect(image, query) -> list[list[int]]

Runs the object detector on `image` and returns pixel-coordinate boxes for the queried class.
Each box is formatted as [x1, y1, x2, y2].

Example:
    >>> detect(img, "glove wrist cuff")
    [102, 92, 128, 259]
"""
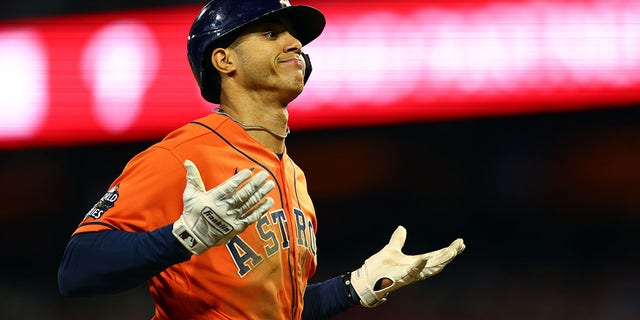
[350, 267, 388, 308]
[172, 221, 208, 255]
[342, 272, 361, 306]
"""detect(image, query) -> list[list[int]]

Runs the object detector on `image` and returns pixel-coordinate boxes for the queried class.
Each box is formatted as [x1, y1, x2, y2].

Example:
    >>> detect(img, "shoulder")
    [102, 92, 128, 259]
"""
[156, 115, 221, 150]
[118, 116, 217, 175]
[284, 153, 307, 177]
[124, 113, 248, 174]
[155, 113, 248, 152]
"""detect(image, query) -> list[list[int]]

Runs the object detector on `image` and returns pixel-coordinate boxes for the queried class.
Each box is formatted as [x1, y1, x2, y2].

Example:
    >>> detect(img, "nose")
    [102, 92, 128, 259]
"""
[283, 31, 302, 53]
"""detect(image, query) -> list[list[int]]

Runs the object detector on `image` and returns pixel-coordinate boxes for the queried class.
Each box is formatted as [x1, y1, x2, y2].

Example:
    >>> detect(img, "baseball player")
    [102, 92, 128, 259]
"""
[57, 0, 465, 319]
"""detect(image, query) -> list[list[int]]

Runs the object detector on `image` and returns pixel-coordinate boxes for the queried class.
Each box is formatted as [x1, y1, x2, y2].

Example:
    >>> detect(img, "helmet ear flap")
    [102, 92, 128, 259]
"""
[302, 52, 312, 84]
[201, 45, 222, 104]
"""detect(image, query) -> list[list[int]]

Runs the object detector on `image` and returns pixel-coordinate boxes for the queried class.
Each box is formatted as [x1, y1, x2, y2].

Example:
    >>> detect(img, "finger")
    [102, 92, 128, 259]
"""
[214, 168, 253, 196]
[421, 246, 448, 260]
[420, 238, 465, 260]
[425, 244, 459, 268]
[387, 225, 407, 251]
[228, 171, 270, 206]
[184, 160, 206, 192]
[451, 238, 466, 254]
[238, 180, 275, 213]
[415, 248, 453, 279]
[407, 256, 429, 279]
[241, 197, 275, 225]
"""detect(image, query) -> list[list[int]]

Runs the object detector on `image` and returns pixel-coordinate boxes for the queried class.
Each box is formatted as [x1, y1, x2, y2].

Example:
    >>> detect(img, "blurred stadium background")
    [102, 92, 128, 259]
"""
[1, 0, 639, 319]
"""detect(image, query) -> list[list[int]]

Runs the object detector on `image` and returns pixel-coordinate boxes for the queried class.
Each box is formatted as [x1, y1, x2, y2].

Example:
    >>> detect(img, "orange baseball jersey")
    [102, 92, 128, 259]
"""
[73, 113, 318, 319]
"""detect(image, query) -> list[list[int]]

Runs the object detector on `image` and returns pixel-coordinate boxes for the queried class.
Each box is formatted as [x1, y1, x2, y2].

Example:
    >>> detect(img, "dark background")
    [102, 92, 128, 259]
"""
[1, 1, 639, 319]
[2, 106, 639, 319]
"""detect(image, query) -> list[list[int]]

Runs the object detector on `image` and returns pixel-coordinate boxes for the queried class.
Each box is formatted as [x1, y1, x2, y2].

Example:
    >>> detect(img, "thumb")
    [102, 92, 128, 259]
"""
[387, 225, 407, 250]
[184, 160, 205, 192]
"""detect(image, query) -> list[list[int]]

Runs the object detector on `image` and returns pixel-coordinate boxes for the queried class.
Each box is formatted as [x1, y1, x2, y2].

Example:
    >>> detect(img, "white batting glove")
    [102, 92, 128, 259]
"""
[172, 160, 275, 255]
[350, 226, 465, 307]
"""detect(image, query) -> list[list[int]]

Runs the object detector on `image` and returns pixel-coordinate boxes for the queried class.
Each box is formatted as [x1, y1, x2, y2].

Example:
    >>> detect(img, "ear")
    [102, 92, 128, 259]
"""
[211, 47, 235, 76]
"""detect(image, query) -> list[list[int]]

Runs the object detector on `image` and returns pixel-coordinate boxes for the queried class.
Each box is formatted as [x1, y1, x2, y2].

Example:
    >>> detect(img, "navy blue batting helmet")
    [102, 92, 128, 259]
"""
[187, 0, 326, 104]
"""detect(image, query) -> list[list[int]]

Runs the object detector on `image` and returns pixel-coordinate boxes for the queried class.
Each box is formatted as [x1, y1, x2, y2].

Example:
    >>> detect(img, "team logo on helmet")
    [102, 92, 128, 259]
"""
[84, 184, 120, 220]
[280, 0, 291, 8]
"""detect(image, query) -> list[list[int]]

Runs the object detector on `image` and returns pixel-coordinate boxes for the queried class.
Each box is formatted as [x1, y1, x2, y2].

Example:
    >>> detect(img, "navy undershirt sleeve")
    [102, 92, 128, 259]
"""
[302, 276, 354, 319]
[57, 224, 191, 297]
[59, 224, 355, 318]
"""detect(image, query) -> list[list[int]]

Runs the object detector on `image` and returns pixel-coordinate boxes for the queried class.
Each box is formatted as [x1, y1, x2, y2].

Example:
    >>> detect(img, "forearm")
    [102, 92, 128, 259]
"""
[302, 275, 357, 320]
[58, 224, 191, 296]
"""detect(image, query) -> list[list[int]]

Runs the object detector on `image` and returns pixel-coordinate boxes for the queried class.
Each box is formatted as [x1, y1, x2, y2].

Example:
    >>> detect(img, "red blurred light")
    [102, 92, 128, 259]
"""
[0, 0, 638, 148]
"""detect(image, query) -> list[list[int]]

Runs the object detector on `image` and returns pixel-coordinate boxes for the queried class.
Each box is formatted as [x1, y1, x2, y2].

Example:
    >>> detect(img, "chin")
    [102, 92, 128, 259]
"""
[287, 79, 305, 94]
[279, 86, 304, 104]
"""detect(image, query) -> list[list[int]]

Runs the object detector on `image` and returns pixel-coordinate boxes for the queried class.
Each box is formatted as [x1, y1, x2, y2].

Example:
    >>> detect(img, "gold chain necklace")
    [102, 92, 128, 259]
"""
[217, 110, 290, 139]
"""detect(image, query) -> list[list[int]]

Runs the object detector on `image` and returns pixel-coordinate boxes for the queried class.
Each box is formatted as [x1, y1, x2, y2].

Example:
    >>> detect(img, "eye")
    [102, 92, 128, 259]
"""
[263, 31, 277, 39]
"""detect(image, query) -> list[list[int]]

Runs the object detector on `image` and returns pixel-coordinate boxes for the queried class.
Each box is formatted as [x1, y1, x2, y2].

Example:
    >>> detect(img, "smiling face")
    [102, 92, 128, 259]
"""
[222, 17, 307, 104]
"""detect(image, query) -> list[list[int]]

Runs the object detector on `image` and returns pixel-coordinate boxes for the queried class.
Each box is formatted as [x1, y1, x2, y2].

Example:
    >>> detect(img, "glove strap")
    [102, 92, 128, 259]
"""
[351, 267, 388, 308]
[342, 272, 361, 306]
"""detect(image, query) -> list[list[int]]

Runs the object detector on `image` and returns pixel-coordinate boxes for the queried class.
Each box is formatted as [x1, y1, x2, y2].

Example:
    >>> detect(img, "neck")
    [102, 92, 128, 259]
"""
[217, 103, 289, 154]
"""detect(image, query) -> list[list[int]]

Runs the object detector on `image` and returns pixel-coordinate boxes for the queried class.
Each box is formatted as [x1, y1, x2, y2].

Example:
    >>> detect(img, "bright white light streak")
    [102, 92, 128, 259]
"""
[81, 20, 159, 133]
[0, 29, 47, 139]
